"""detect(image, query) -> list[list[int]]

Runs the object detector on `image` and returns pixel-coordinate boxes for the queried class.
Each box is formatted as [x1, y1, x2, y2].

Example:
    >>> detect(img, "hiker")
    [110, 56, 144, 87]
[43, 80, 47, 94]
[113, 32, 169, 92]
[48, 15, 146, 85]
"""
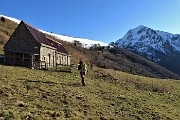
[78, 61, 87, 86]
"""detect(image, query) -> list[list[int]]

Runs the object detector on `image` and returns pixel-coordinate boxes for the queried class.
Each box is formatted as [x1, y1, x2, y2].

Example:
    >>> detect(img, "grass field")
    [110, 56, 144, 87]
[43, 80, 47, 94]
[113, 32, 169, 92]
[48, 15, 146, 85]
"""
[0, 65, 179, 120]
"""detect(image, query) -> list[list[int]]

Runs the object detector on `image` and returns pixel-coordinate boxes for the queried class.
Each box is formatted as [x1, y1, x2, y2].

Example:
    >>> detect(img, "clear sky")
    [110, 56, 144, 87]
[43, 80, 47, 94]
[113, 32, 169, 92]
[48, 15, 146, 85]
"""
[1, 0, 180, 44]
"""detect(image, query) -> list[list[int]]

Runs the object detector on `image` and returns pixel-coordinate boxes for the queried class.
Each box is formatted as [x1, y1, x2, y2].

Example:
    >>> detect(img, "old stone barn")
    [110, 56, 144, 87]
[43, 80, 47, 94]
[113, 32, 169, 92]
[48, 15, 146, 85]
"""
[4, 21, 70, 69]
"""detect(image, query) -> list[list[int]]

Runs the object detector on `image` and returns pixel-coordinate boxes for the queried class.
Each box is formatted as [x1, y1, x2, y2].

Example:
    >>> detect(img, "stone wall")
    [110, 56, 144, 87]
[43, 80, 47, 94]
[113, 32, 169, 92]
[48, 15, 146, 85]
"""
[56, 52, 71, 66]
[40, 44, 71, 68]
[40, 44, 56, 68]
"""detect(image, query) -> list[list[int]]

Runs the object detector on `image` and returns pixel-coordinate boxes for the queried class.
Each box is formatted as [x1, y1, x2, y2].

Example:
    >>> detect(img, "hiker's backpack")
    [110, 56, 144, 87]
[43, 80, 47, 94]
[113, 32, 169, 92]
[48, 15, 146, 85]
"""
[78, 64, 81, 70]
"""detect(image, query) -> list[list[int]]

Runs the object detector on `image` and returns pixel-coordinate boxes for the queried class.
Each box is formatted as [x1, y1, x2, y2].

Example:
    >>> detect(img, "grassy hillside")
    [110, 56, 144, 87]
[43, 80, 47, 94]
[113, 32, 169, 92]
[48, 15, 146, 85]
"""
[106, 47, 180, 79]
[0, 65, 180, 120]
[0, 18, 18, 41]
[0, 17, 18, 54]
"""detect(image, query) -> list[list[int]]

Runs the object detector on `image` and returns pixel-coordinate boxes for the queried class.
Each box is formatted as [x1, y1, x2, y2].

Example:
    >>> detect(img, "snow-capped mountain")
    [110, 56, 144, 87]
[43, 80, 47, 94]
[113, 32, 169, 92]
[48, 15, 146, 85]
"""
[0, 15, 108, 48]
[114, 25, 180, 75]
[115, 25, 180, 61]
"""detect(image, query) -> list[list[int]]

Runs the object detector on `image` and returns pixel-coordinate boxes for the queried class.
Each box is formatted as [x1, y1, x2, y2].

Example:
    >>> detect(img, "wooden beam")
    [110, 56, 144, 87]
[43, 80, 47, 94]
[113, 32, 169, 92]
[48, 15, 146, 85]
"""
[31, 55, 34, 69]
[13, 52, 15, 64]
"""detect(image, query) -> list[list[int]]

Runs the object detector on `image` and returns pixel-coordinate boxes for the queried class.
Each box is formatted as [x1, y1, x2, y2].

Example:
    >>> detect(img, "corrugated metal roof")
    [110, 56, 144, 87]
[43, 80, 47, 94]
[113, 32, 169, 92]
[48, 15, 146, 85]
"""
[21, 21, 69, 55]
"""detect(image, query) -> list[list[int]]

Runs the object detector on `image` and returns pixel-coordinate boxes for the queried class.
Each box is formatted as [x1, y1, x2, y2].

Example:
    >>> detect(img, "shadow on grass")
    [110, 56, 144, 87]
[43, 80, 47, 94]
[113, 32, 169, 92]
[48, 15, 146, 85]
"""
[17, 78, 82, 87]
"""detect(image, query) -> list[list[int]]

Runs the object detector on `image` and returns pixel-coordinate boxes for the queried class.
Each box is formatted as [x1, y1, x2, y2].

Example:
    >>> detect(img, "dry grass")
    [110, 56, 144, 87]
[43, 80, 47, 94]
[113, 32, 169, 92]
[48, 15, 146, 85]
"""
[0, 65, 180, 119]
[0, 17, 18, 44]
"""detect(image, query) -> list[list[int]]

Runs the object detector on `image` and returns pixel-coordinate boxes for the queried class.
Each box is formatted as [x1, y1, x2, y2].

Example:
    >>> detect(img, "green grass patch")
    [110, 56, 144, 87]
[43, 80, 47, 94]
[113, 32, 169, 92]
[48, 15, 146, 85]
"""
[0, 65, 180, 119]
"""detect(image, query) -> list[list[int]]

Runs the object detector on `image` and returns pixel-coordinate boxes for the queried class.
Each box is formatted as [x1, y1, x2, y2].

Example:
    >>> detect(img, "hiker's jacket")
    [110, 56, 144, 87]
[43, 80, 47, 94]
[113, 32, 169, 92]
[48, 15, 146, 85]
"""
[80, 63, 87, 72]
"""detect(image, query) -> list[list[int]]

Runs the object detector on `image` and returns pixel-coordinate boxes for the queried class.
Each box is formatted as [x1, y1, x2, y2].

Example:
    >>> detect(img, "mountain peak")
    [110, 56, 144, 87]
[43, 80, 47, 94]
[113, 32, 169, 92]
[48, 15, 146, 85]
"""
[115, 26, 180, 76]
[116, 25, 180, 54]
[131, 25, 149, 31]
[136, 25, 148, 29]
[127, 25, 151, 35]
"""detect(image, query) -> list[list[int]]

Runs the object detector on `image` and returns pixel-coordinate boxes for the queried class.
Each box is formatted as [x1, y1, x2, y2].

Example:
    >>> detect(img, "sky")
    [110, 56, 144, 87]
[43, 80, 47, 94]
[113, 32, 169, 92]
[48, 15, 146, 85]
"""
[1, 0, 180, 44]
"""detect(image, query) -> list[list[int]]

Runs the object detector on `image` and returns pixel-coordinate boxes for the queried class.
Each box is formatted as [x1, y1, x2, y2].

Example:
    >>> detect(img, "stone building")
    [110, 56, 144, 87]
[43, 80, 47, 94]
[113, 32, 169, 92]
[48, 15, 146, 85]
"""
[4, 21, 70, 69]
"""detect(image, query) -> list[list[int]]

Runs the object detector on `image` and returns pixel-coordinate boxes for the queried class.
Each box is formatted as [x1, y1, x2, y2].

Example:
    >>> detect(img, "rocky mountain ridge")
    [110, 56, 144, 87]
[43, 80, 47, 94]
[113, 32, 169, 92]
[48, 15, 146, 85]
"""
[114, 25, 180, 75]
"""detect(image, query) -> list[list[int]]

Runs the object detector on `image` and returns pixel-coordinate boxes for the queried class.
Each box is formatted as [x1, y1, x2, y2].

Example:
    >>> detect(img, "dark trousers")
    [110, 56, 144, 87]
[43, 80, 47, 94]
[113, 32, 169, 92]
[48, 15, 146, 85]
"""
[80, 72, 85, 86]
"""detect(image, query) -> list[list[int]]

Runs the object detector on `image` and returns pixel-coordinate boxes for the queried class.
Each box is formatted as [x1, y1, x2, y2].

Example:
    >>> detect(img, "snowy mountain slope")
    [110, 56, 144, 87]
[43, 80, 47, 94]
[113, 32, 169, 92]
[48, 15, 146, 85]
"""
[41, 30, 108, 48]
[115, 25, 180, 75]
[115, 25, 180, 58]
[0, 15, 108, 48]
[0, 15, 21, 24]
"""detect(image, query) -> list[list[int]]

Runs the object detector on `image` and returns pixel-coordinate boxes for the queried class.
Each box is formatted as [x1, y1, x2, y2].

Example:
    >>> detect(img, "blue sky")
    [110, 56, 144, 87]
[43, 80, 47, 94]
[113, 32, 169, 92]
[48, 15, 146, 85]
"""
[1, 0, 180, 44]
